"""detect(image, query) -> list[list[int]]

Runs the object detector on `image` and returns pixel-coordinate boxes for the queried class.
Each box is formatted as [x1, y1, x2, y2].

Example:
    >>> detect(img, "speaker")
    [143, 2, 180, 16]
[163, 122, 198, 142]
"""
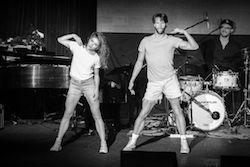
[221, 155, 250, 167]
[120, 151, 178, 167]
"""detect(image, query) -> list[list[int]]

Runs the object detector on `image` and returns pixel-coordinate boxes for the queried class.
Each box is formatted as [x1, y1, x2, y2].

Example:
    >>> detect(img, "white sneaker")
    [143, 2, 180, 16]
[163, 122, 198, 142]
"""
[180, 138, 190, 154]
[99, 141, 108, 154]
[123, 138, 136, 151]
[50, 139, 62, 152]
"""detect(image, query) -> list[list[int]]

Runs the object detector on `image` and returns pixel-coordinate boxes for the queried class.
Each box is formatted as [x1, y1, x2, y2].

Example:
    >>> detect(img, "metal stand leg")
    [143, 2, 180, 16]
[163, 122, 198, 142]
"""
[231, 89, 250, 127]
[231, 48, 250, 128]
[221, 90, 233, 130]
[232, 92, 235, 114]
[182, 91, 200, 131]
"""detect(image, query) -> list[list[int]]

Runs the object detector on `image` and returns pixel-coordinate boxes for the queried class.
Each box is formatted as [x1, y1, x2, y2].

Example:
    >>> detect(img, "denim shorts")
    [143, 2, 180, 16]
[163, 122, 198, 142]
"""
[144, 75, 182, 101]
[67, 77, 95, 98]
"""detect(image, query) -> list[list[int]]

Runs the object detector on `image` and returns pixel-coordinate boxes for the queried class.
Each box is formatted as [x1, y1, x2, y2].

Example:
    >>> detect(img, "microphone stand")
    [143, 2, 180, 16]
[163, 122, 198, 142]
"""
[169, 18, 208, 36]
[198, 27, 220, 43]
[184, 19, 208, 31]
[180, 18, 220, 44]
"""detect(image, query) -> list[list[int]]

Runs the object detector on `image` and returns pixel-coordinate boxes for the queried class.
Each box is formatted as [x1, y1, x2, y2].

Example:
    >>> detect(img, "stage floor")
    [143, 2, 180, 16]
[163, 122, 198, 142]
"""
[1, 118, 250, 167]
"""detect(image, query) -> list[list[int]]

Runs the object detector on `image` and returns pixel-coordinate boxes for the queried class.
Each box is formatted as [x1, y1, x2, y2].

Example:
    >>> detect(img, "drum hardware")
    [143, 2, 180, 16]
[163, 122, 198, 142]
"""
[213, 64, 220, 71]
[231, 47, 250, 128]
[203, 81, 212, 91]
[142, 112, 180, 136]
[203, 64, 220, 84]
[175, 56, 189, 76]
[220, 89, 233, 129]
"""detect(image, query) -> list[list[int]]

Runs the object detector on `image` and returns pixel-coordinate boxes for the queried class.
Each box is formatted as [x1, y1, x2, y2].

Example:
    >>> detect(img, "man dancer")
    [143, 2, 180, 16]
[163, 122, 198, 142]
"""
[123, 13, 199, 154]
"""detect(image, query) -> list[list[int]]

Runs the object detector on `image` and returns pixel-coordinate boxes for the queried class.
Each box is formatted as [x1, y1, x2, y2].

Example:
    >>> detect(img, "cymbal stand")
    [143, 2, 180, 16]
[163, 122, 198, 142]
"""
[231, 48, 250, 127]
[220, 89, 233, 129]
[175, 57, 188, 76]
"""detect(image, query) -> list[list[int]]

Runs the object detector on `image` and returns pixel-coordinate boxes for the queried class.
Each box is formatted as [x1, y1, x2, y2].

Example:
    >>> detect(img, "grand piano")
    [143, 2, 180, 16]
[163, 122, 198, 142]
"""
[0, 49, 71, 89]
[0, 48, 72, 119]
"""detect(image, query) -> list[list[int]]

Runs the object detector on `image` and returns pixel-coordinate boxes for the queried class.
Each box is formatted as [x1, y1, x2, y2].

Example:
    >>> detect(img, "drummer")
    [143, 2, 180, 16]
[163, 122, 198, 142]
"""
[203, 19, 243, 72]
[202, 19, 244, 115]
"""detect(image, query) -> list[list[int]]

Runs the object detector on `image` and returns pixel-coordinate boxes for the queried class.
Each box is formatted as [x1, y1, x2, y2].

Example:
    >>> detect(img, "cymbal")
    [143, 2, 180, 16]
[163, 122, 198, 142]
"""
[106, 65, 133, 75]
[227, 48, 246, 64]
[174, 54, 205, 66]
[241, 47, 250, 52]
[241, 47, 250, 58]
[179, 75, 203, 80]
[231, 47, 250, 58]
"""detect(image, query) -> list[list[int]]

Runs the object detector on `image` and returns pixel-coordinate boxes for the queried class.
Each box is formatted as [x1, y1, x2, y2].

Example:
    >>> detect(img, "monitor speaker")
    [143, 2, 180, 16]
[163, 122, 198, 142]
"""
[221, 155, 250, 167]
[120, 151, 178, 167]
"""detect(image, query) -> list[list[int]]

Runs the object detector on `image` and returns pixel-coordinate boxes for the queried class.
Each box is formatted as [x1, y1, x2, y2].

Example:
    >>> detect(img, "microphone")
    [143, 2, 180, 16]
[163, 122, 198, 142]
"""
[205, 12, 209, 29]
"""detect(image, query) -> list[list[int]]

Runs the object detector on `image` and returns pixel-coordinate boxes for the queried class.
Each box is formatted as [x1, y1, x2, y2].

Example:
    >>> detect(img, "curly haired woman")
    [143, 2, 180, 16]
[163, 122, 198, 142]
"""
[50, 32, 110, 154]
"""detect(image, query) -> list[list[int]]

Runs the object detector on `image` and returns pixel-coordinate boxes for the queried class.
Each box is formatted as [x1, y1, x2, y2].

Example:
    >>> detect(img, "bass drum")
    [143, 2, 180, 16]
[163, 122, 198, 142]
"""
[190, 91, 225, 131]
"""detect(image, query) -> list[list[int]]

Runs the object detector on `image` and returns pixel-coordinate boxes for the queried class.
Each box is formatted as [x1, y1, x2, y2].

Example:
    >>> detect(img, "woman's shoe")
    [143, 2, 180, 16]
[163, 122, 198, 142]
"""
[50, 139, 62, 152]
[99, 141, 108, 154]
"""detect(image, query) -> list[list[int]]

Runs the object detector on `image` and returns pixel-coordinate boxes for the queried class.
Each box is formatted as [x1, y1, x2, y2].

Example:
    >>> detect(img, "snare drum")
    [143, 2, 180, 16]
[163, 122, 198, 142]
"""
[190, 91, 225, 131]
[179, 75, 203, 102]
[212, 71, 239, 90]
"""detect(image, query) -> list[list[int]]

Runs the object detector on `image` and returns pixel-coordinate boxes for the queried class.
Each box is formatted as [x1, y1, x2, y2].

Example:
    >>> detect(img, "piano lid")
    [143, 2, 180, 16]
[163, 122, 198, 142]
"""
[0, 50, 71, 66]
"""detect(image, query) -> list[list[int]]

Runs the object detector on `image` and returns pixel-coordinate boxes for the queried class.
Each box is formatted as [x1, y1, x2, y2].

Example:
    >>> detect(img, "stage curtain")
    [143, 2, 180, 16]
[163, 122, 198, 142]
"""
[0, 0, 96, 56]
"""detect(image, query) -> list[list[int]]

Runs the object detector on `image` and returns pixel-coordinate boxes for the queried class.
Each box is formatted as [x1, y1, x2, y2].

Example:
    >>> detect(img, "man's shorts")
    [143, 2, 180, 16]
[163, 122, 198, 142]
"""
[143, 75, 182, 101]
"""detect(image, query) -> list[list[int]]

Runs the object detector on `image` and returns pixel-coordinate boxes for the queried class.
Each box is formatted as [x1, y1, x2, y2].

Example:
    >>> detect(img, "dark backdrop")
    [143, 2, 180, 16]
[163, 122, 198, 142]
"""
[0, 0, 97, 56]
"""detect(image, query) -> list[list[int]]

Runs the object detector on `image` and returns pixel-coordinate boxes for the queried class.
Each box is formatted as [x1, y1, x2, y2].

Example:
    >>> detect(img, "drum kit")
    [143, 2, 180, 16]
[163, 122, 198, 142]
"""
[179, 74, 228, 131]
[177, 47, 250, 132]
